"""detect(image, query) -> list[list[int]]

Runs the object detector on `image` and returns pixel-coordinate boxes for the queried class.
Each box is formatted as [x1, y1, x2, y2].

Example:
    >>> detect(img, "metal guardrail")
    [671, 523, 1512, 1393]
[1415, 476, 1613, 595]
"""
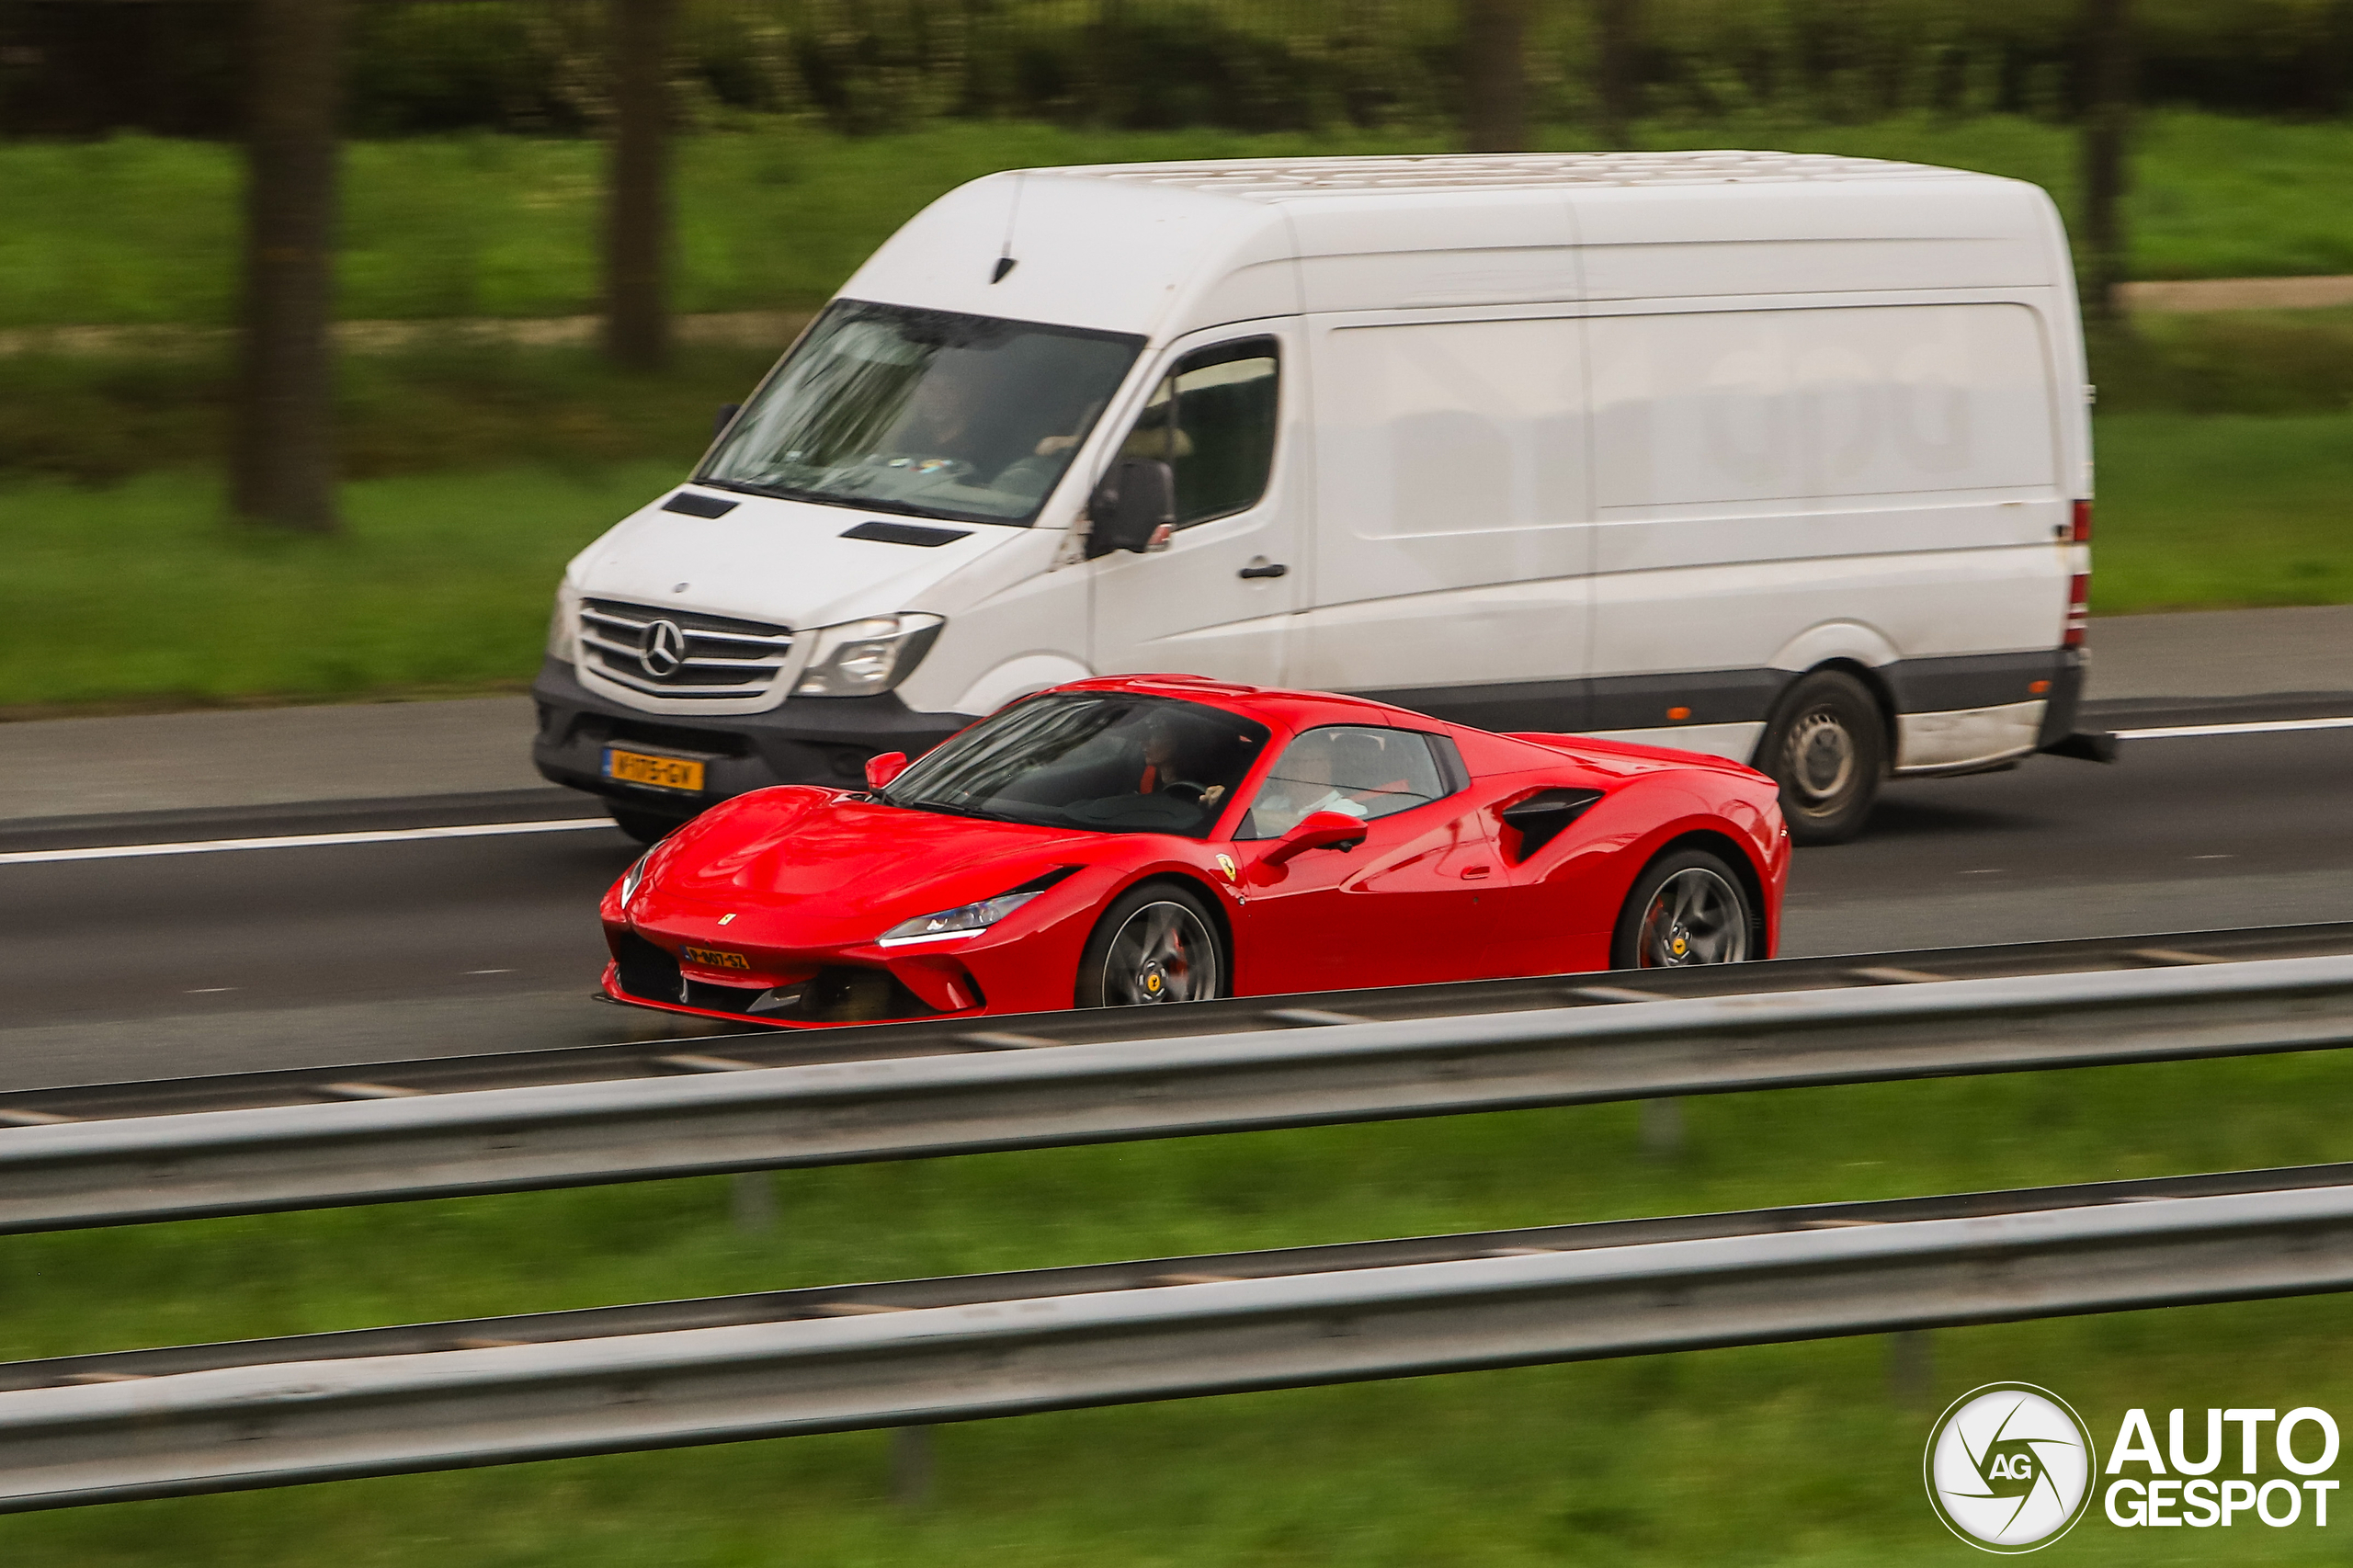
[3, 951, 2351, 1234]
[10, 921, 2353, 1125]
[6, 1163, 2353, 1511]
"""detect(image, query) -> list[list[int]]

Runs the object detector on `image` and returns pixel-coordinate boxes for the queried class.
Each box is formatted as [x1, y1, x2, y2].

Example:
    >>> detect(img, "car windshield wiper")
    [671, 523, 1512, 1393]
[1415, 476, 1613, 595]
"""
[877, 794, 1016, 825]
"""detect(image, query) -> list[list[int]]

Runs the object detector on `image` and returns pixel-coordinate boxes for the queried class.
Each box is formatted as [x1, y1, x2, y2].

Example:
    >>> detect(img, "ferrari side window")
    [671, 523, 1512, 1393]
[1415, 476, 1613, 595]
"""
[1236, 726, 1449, 840]
[1120, 338, 1279, 528]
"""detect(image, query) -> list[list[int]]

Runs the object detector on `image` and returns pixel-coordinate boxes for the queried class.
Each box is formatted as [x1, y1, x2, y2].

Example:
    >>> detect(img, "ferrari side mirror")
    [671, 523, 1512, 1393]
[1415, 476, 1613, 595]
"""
[1265, 810, 1368, 865]
[864, 751, 908, 790]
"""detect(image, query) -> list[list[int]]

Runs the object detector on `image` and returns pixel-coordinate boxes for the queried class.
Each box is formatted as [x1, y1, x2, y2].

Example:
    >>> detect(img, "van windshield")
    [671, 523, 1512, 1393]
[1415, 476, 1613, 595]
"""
[699, 301, 1145, 526]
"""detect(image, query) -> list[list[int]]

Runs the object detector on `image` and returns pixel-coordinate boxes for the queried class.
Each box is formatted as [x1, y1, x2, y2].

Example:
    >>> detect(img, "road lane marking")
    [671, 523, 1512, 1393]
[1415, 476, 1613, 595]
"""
[0, 818, 616, 867]
[2115, 716, 2353, 740]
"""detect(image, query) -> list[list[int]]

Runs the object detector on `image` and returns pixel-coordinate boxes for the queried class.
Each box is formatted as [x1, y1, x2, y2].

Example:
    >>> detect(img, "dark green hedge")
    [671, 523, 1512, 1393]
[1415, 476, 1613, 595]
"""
[0, 0, 2347, 140]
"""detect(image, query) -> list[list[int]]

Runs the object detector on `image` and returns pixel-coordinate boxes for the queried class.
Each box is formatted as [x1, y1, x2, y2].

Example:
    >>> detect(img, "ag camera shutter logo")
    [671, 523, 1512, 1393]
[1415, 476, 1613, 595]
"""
[1925, 1383, 2096, 1552]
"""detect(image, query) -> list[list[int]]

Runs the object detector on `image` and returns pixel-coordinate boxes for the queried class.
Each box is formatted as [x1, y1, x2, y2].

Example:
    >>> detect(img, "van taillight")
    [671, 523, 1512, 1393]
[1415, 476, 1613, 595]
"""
[2071, 500, 2093, 543]
[2063, 573, 2090, 648]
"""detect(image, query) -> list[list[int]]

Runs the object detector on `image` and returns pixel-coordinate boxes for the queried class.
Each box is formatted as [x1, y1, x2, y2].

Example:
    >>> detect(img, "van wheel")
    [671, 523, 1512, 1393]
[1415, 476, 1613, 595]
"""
[1756, 670, 1885, 846]
[608, 804, 688, 846]
[1609, 848, 1758, 969]
[1076, 883, 1227, 1008]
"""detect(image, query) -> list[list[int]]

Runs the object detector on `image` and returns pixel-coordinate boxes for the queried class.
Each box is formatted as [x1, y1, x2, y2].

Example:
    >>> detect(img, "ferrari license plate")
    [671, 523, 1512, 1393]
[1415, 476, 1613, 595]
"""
[604, 746, 705, 793]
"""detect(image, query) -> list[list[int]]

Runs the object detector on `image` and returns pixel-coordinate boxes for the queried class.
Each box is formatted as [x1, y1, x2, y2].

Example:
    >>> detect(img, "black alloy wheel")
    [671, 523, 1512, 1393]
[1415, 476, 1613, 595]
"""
[1609, 848, 1758, 970]
[1756, 668, 1887, 846]
[1076, 882, 1226, 1008]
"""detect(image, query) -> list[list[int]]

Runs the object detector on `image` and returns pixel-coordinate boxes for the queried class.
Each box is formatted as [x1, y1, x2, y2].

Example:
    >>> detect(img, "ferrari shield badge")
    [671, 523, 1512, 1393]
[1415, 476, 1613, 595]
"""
[1216, 854, 1238, 882]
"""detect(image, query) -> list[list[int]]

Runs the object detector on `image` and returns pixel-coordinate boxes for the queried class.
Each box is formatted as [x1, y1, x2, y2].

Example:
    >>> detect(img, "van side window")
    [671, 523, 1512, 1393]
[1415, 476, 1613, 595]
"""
[1122, 339, 1279, 528]
[1236, 725, 1450, 839]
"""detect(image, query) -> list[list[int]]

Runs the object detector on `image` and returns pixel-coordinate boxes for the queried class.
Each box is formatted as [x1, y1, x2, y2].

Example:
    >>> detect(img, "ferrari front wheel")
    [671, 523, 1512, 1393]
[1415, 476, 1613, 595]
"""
[1609, 849, 1757, 970]
[1076, 882, 1226, 1008]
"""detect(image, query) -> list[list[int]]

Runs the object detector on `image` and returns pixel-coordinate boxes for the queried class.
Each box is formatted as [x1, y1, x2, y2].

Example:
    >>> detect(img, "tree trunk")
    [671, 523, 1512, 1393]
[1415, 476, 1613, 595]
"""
[1461, 0, 1529, 153]
[605, 0, 673, 370]
[230, 0, 341, 533]
[2079, 0, 2133, 322]
[1594, 0, 1641, 148]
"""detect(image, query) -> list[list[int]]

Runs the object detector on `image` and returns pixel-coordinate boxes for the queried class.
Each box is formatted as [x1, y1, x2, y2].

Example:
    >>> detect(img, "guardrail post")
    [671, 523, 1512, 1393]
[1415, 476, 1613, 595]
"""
[730, 1172, 776, 1233]
[1888, 1329, 1933, 1407]
[892, 1425, 935, 1506]
[1640, 1098, 1684, 1158]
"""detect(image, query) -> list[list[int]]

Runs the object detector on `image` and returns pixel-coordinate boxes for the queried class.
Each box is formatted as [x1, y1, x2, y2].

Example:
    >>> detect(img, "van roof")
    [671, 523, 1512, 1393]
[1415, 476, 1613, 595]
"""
[841, 150, 2066, 342]
[1050, 150, 1980, 201]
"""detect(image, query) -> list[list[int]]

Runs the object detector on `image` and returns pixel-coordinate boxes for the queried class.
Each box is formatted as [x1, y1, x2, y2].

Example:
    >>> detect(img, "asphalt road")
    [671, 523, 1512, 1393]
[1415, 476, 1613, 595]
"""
[3, 725, 2348, 1094]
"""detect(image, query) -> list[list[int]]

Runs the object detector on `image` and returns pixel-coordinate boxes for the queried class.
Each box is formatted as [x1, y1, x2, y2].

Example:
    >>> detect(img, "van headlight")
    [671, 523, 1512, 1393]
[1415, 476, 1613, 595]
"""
[794, 613, 945, 697]
[547, 579, 582, 664]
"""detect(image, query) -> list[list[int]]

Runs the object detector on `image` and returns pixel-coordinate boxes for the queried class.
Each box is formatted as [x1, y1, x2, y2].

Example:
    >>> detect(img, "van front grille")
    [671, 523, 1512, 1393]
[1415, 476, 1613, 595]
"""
[580, 598, 793, 700]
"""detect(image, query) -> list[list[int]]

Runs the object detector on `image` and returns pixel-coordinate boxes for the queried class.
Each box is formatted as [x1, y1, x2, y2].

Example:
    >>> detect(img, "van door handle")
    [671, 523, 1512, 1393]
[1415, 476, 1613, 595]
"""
[1238, 559, 1289, 580]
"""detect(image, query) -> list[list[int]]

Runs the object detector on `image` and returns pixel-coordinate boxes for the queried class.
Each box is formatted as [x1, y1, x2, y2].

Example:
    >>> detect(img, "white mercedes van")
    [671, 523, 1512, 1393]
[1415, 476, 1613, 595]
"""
[533, 150, 2109, 846]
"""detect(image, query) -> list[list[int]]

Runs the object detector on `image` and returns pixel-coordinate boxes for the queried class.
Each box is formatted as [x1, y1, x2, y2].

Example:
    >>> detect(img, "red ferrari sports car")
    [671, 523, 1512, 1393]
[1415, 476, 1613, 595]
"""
[600, 675, 1788, 1027]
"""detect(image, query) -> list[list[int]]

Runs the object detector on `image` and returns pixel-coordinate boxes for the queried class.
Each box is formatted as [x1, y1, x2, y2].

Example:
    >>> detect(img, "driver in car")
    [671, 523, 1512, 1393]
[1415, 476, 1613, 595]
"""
[1136, 714, 1226, 808]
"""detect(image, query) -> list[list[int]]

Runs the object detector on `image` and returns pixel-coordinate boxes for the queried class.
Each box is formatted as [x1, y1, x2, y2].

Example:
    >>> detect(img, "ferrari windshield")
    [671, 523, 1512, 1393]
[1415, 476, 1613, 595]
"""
[698, 301, 1144, 525]
[881, 693, 1271, 838]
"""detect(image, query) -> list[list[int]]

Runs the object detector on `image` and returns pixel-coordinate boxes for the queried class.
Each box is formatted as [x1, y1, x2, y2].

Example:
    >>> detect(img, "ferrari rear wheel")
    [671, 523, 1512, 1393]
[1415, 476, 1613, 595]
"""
[1077, 883, 1226, 1008]
[1609, 849, 1756, 970]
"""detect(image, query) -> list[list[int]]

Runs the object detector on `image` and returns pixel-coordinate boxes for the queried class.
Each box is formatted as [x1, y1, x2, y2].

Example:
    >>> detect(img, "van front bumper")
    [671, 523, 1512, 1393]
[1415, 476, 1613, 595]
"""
[529, 656, 969, 816]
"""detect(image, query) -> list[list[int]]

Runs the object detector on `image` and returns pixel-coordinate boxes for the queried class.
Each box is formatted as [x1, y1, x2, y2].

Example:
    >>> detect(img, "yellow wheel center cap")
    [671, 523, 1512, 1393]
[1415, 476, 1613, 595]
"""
[1145, 973, 1162, 993]
[1670, 933, 1688, 957]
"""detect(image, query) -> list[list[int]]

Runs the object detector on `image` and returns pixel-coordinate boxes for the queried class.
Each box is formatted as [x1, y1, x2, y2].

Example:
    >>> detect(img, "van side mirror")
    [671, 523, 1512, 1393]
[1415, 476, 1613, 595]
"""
[713, 403, 741, 439]
[1085, 459, 1176, 559]
[864, 751, 908, 790]
[1265, 810, 1368, 865]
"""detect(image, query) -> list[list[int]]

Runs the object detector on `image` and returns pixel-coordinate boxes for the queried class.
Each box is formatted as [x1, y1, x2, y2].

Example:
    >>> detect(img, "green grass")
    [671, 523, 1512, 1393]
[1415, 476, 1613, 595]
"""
[5, 1051, 2353, 1563]
[5, 111, 2353, 331]
[2093, 411, 2353, 612]
[0, 465, 675, 708]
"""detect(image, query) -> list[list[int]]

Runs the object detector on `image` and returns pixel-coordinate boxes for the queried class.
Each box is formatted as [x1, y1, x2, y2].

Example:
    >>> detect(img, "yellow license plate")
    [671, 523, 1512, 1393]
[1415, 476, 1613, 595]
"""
[680, 946, 750, 971]
[605, 747, 705, 793]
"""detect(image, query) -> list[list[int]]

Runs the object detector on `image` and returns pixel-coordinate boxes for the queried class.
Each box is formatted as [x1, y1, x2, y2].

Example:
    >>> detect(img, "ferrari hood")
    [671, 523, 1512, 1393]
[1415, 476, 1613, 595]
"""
[572, 487, 1030, 629]
[641, 789, 1107, 945]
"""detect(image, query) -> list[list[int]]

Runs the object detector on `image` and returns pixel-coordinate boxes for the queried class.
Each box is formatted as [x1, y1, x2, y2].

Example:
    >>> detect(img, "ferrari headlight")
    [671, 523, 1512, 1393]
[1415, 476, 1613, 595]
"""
[547, 577, 581, 664]
[794, 612, 945, 697]
[620, 850, 652, 906]
[878, 888, 1041, 947]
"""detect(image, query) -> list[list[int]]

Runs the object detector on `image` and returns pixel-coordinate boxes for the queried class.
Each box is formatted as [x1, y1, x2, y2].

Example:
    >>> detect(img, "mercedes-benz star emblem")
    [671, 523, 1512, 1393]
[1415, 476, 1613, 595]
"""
[640, 619, 688, 678]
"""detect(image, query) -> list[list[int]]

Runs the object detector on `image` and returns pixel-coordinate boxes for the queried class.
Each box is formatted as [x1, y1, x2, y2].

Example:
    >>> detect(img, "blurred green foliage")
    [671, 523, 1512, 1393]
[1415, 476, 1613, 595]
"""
[4, 113, 2353, 333]
[2, 1051, 2352, 1562]
[9, 0, 2353, 139]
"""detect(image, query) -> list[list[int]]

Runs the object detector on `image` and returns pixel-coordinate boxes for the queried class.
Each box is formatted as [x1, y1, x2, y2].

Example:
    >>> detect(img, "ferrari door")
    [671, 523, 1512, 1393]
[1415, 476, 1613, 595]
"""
[1226, 724, 1500, 994]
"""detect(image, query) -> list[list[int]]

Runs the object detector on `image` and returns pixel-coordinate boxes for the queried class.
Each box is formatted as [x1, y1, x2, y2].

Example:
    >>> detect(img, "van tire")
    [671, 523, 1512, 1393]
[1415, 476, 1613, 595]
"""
[1609, 847, 1759, 969]
[1076, 881, 1227, 1008]
[608, 804, 688, 846]
[1756, 670, 1885, 846]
